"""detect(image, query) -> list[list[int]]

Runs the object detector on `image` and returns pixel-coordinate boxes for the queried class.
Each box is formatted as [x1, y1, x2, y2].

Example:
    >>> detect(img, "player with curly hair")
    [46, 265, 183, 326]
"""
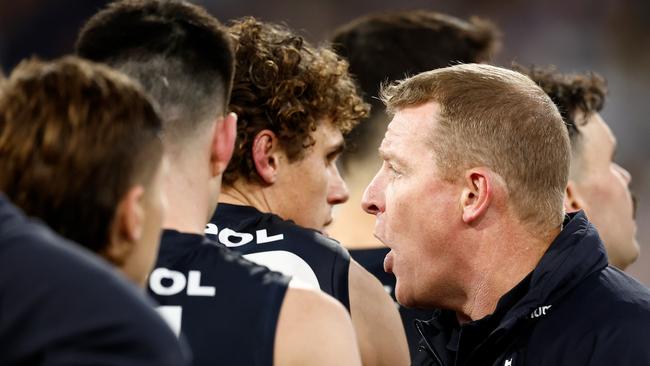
[77, 2, 363, 365]
[517, 64, 638, 270]
[206, 17, 409, 366]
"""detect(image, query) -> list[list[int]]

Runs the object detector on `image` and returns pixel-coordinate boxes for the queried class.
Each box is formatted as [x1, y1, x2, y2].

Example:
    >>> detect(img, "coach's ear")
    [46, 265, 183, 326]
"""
[210, 112, 237, 177]
[564, 180, 586, 213]
[460, 168, 493, 224]
[252, 129, 282, 184]
[104, 186, 144, 266]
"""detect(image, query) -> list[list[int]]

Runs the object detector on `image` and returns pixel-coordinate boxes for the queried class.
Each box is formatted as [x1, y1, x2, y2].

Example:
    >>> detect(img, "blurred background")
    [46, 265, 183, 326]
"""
[1, 0, 648, 284]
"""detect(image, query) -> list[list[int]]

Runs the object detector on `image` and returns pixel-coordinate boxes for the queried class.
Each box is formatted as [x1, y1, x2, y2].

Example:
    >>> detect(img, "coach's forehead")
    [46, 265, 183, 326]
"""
[379, 101, 438, 160]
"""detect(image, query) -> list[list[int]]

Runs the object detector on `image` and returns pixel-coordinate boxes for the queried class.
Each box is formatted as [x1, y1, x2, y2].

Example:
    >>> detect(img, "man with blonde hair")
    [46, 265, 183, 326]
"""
[362, 63, 650, 365]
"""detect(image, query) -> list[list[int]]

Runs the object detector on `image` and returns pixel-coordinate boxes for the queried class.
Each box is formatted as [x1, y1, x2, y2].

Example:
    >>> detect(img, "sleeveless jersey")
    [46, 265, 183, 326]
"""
[0, 195, 188, 366]
[148, 229, 289, 366]
[207, 203, 351, 310]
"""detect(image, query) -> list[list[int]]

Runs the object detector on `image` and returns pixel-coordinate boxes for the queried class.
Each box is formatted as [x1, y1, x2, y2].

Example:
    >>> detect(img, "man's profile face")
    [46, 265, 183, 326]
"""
[362, 101, 462, 308]
[272, 119, 349, 233]
[569, 112, 638, 269]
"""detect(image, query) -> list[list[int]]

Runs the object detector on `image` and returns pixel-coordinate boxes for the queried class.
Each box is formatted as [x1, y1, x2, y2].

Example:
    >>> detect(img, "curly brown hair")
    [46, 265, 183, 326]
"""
[223, 17, 369, 185]
[514, 64, 607, 144]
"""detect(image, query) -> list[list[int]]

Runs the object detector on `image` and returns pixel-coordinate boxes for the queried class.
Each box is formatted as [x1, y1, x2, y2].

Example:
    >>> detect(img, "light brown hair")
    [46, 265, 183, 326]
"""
[381, 63, 570, 229]
[0, 56, 163, 252]
[223, 17, 369, 185]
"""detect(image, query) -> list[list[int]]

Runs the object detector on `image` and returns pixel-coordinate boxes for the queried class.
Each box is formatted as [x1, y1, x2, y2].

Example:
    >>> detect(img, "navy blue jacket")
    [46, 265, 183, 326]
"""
[207, 203, 350, 310]
[0, 195, 188, 366]
[414, 211, 650, 366]
[148, 229, 289, 366]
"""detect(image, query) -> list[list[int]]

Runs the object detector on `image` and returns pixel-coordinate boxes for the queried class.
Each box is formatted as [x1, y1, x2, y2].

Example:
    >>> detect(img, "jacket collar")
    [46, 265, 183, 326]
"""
[416, 211, 609, 365]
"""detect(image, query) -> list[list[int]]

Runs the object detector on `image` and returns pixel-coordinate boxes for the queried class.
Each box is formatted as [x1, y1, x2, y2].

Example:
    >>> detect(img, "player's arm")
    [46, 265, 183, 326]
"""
[274, 287, 361, 366]
[349, 259, 409, 366]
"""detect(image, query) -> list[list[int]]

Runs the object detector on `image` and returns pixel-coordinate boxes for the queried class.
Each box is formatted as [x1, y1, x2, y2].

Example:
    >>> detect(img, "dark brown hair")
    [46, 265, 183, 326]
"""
[223, 17, 369, 185]
[381, 64, 569, 229]
[76, 0, 235, 144]
[0, 56, 163, 252]
[331, 10, 502, 171]
[515, 64, 607, 155]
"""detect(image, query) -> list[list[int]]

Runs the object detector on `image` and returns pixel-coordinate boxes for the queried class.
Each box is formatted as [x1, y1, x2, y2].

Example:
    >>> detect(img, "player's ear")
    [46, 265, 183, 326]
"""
[252, 129, 282, 184]
[104, 185, 145, 266]
[564, 180, 586, 213]
[460, 168, 492, 224]
[210, 112, 237, 178]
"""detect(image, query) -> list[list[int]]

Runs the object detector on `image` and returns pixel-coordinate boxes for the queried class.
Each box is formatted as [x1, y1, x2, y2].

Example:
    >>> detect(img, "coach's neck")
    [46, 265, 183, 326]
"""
[451, 169, 561, 323]
[456, 222, 559, 324]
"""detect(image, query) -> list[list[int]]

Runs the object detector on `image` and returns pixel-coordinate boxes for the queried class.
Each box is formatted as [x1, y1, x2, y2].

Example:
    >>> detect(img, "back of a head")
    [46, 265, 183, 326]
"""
[0, 56, 163, 253]
[331, 10, 501, 172]
[76, 0, 235, 145]
[381, 63, 570, 230]
[223, 17, 368, 185]
[515, 64, 606, 170]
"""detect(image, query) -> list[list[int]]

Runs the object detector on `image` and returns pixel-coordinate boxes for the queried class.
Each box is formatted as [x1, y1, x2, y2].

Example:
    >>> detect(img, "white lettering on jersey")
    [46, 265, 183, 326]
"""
[187, 270, 216, 296]
[204, 225, 284, 245]
[157, 305, 182, 337]
[256, 229, 284, 243]
[149, 268, 186, 296]
[149, 268, 218, 297]
[504, 358, 513, 366]
[244, 251, 320, 290]
[530, 305, 552, 319]
[219, 228, 254, 247]
[205, 223, 219, 235]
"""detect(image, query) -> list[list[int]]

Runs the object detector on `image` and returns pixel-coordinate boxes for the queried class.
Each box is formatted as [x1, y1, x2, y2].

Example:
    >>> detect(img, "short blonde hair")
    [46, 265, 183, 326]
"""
[381, 64, 569, 229]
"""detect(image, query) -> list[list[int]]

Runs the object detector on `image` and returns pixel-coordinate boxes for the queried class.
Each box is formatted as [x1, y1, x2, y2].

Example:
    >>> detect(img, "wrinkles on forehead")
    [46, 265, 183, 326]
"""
[378, 116, 416, 172]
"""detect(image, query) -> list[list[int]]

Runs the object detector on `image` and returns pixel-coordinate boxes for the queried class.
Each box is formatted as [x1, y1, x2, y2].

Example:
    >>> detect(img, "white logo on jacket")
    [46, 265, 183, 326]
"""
[530, 305, 552, 319]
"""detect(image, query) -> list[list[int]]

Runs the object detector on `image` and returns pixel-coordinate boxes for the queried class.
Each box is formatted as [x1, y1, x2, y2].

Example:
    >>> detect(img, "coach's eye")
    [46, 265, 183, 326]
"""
[388, 164, 401, 178]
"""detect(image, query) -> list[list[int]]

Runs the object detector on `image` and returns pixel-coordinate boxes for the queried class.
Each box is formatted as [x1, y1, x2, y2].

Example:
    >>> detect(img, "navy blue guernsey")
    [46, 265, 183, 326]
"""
[207, 203, 351, 311]
[148, 229, 290, 366]
[0, 195, 188, 366]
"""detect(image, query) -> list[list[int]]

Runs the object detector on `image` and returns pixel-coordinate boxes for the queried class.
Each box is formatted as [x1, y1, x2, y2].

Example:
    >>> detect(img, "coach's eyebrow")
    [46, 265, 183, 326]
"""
[379, 146, 408, 169]
[378, 146, 390, 161]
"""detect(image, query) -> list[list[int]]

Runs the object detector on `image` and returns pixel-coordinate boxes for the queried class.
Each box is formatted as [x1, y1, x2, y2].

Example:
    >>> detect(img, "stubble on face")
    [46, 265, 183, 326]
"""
[371, 102, 467, 308]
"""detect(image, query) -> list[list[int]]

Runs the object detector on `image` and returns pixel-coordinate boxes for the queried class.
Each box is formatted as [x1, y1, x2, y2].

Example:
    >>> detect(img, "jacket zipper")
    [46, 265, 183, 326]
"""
[415, 320, 445, 366]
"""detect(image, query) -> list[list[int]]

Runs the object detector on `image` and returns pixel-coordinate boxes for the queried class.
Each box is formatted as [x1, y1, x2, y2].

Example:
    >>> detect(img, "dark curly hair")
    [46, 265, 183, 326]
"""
[515, 64, 607, 145]
[223, 17, 369, 185]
